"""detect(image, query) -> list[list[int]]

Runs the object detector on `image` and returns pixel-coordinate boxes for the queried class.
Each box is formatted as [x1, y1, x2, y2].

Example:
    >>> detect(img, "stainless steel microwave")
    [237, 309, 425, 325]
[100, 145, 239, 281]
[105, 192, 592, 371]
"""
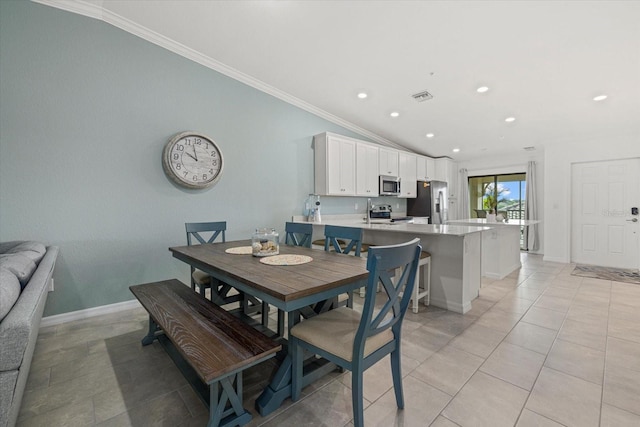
[379, 175, 401, 196]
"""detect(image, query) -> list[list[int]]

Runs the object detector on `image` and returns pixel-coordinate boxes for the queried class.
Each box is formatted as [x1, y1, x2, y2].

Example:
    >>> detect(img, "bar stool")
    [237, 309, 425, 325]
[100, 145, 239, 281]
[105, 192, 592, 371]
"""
[312, 238, 346, 249]
[411, 251, 431, 313]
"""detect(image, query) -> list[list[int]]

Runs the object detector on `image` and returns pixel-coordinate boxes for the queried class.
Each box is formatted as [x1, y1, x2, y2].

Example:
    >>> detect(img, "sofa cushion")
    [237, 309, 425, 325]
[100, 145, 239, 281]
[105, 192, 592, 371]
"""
[0, 254, 37, 288]
[0, 268, 21, 322]
[0, 241, 22, 254]
[1, 241, 46, 264]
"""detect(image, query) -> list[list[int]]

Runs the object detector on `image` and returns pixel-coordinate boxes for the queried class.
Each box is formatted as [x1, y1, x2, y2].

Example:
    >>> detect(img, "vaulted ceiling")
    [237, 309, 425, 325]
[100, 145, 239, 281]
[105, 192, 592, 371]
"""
[42, 0, 640, 160]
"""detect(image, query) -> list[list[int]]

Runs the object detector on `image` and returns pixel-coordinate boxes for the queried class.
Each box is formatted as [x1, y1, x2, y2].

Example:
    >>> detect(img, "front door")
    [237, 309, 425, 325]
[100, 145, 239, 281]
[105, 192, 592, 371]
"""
[571, 158, 640, 269]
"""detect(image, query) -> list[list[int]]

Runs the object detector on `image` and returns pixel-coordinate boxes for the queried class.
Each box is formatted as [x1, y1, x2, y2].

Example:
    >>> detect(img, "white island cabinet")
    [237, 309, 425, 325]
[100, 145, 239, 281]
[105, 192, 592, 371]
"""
[292, 215, 488, 314]
[447, 219, 541, 279]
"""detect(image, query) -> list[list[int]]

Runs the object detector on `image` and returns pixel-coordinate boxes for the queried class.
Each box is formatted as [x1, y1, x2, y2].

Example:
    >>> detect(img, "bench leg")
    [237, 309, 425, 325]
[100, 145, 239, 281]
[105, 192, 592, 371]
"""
[208, 372, 252, 427]
[141, 316, 159, 346]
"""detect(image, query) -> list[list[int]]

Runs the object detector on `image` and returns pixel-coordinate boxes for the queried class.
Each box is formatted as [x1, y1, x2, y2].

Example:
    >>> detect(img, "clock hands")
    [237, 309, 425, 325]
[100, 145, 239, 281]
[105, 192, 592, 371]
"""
[184, 145, 199, 162]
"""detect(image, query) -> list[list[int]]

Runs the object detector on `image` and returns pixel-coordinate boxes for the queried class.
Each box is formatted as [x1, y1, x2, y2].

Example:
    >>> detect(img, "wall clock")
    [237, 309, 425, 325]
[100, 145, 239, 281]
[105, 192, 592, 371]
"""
[162, 131, 224, 189]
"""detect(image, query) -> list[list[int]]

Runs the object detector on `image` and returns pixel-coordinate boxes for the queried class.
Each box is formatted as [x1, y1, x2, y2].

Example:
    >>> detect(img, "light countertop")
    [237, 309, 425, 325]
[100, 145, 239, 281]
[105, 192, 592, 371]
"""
[447, 218, 541, 227]
[292, 215, 490, 237]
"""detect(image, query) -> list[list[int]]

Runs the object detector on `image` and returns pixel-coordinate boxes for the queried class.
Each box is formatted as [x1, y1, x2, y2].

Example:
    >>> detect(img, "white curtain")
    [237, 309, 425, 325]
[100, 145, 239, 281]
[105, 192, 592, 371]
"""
[525, 161, 539, 251]
[459, 168, 470, 219]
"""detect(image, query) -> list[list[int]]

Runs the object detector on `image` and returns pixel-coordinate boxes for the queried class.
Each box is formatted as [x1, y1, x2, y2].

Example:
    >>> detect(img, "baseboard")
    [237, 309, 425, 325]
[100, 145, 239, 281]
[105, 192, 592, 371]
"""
[542, 255, 568, 264]
[41, 299, 142, 327]
[484, 263, 522, 280]
[429, 297, 469, 314]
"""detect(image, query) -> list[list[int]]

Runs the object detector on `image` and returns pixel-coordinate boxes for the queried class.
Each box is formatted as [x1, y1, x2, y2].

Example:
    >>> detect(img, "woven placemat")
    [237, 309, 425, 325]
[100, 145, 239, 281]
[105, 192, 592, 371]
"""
[259, 254, 313, 266]
[225, 246, 253, 255]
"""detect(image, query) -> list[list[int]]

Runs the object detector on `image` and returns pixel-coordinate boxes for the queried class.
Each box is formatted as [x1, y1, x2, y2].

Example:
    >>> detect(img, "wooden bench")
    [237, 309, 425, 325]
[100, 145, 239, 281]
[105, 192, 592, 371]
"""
[130, 279, 281, 427]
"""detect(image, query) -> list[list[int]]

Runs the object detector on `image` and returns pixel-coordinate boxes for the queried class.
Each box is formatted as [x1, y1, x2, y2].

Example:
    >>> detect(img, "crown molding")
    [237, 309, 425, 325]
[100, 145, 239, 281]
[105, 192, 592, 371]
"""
[31, 0, 405, 150]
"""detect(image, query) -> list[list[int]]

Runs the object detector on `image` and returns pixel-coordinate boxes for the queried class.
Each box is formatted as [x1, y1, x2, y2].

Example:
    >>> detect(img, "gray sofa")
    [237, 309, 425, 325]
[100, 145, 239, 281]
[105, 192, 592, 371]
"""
[0, 241, 58, 427]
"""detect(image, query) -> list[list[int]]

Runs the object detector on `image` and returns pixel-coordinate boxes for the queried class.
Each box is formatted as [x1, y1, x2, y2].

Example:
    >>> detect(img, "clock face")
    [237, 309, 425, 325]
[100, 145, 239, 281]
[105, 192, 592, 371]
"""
[162, 132, 224, 189]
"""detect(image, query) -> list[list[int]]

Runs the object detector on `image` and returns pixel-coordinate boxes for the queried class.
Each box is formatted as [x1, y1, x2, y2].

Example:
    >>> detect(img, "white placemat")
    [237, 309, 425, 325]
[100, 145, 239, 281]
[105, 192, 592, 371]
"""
[259, 254, 313, 266]
[225, 246, 253, 255]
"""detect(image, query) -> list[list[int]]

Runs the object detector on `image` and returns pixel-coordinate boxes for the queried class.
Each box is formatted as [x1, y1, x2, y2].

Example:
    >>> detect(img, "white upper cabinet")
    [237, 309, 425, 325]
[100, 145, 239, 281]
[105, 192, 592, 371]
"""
[434, 158, 458, 198]
[314, 133, 356, 196]
[379, 148, 399, 176]
[416, 155, 436, 181]
[315, 132, 422, 198]
[398, 152, 417, 198]
[356, 143, 379, 196]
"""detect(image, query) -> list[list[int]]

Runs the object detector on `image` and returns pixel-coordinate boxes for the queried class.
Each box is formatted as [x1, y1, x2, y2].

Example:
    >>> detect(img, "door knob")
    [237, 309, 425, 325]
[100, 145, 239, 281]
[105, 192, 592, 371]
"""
[627, 218, 638, 222]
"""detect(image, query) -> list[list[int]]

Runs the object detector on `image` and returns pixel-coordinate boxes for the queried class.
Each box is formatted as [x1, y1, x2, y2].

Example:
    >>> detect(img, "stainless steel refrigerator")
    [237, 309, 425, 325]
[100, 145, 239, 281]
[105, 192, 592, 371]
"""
[407, 180, 448, 224]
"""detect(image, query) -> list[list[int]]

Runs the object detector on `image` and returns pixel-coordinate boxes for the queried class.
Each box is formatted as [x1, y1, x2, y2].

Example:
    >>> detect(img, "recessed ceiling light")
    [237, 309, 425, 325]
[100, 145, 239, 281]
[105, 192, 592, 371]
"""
[477, 86, 489, 93]
[452, 148, 460, 153]
[426, 133, 435, 138]
[357, 92, 368, 99]
[593, 95, 607, 101]
[505, 117, 516, 123]
[390, 111, 400, 118]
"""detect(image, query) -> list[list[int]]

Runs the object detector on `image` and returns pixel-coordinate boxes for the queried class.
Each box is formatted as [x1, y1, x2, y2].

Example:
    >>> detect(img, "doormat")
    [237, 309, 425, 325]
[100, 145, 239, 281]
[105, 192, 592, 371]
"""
[572, 264, 640, 285]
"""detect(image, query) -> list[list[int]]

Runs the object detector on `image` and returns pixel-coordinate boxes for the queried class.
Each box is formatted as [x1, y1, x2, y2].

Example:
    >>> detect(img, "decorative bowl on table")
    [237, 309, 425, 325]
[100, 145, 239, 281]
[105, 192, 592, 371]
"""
[252, 228, 279, 257]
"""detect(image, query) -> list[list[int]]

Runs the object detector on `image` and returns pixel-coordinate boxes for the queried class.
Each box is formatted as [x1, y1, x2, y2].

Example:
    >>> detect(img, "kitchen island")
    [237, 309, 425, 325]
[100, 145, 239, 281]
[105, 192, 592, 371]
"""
[447, 218, 541, 280]
[292, 215, 489, 314]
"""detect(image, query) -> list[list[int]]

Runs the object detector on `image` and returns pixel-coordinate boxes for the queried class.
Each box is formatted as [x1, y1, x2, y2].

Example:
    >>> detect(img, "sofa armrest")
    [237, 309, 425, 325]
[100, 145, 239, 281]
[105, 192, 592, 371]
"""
[0, 246, 58, 371]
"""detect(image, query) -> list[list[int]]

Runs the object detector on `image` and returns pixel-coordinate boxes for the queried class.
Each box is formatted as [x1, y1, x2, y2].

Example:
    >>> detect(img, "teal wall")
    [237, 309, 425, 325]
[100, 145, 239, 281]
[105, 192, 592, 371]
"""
[0, 1, 402, 316]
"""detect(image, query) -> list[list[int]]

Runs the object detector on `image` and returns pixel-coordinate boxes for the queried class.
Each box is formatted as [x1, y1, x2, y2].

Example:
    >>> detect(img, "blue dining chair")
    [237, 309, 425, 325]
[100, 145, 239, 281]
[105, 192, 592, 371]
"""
[284, 222, 313, 248]
[323, 225, 363, 256]
[323, 225, 363, 307]
[264, 221, 316, 336]
[289, 238, 421, 427]
[185, 222, 231, 301]
[186, 221, 268, 323]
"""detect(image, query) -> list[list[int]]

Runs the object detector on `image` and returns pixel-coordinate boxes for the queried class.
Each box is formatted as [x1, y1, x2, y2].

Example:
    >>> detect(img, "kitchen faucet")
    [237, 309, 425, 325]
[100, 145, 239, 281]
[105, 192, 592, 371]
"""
[366, 198, 372, 224]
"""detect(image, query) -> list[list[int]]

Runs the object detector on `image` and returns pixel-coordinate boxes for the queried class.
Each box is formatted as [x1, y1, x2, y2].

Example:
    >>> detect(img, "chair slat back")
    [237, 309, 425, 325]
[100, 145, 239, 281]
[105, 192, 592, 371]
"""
[354, 238, 421, 359]
[185, 221, 227, 246]
[323, 225, 363, 257]
[285, 222, 313, 248]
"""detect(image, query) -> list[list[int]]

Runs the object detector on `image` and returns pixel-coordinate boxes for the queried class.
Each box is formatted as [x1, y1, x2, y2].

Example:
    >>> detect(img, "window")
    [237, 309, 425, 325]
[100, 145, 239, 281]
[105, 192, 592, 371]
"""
[468, 173, 527, 248]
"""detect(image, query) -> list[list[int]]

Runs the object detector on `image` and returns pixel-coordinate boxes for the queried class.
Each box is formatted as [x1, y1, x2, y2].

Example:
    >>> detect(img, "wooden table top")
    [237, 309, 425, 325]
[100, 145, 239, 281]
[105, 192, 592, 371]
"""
[169, 240, 369, 305]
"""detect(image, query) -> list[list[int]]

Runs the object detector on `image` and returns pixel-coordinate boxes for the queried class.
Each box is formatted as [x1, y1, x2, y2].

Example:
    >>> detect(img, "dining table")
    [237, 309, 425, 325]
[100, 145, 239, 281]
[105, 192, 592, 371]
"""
[169, 239, 369, 416]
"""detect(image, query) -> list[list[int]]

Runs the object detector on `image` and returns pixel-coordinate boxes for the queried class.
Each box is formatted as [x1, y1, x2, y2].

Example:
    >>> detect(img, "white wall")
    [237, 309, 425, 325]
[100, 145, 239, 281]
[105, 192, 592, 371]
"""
[543, 132, 640, 263]
[458, 151, 545, 254]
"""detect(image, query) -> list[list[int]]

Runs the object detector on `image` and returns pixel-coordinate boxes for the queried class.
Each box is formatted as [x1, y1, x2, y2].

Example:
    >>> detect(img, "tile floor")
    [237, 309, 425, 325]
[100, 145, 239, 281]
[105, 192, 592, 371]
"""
[17, 253, 640, 426]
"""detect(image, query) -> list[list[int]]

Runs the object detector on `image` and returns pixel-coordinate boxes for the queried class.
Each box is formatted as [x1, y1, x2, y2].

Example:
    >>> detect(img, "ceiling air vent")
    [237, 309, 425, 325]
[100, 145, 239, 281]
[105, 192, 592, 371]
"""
[412, 90, 433, 102]
[523, 146, 536, 151]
